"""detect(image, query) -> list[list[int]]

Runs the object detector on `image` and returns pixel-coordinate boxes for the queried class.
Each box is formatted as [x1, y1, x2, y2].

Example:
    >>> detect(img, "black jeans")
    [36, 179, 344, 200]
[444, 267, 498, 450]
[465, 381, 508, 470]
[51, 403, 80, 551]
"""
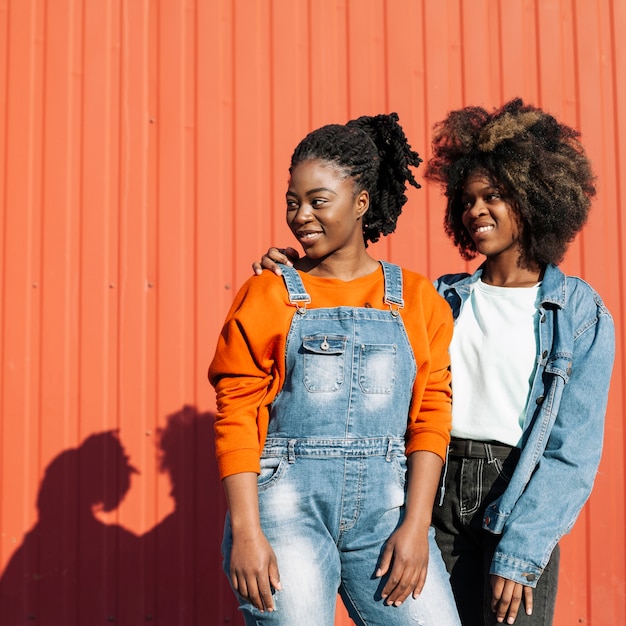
[432, 440, 559, 626]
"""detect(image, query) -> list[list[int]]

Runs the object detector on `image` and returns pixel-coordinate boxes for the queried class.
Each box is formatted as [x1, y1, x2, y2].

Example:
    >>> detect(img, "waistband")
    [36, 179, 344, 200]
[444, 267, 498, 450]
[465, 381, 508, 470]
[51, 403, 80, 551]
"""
[262, 437, 405, 460]
[448, 437, 521, 460]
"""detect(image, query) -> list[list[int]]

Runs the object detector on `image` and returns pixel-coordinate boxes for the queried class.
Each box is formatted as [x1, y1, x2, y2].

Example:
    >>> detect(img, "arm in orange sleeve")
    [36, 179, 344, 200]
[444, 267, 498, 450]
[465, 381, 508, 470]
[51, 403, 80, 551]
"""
[402, 273, 454, 461]
[209, 271, 292, 479]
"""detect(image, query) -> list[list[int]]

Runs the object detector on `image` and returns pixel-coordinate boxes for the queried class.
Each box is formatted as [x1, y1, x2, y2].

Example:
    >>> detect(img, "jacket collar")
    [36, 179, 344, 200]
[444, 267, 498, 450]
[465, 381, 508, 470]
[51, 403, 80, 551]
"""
[452, 263, 567, 309]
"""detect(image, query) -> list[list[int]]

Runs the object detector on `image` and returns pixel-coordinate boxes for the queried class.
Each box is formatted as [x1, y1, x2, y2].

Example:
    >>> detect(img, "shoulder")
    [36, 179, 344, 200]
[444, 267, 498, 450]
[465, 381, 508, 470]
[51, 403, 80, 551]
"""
[239, 269, 289, 296]
[433, 271, 474, 294]
[564, 276, 611, 317]
[543, 265, 612, 319]
[400, 268, 454, 323]
[401, 268, 443, 301]
[401, 267, 434, 289]
[226, 270, 291, 317]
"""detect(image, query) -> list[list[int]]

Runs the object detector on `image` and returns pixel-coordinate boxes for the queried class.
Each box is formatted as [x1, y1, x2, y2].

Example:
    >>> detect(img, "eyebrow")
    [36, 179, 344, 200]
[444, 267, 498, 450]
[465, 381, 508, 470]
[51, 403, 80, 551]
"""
[286, 187, 337, 197]
[462, 184, 499, 195]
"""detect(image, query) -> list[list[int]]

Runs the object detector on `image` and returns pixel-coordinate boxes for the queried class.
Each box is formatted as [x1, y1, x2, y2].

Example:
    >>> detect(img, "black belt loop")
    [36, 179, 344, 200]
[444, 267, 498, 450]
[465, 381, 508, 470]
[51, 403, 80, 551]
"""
[466, 439, 474, 457]
[485, 443, 496, 463]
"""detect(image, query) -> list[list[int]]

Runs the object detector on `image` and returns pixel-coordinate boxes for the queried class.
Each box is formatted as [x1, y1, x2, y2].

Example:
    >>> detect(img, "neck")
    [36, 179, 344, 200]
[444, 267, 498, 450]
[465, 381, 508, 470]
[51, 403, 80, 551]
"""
[296, 250, 379, 281]
[481, 256, 544, 287]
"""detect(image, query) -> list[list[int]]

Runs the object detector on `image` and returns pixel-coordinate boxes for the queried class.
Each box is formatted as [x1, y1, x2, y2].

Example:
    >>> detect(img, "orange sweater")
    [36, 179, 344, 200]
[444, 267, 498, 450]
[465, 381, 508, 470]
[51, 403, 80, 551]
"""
[209, 266, 453, 479]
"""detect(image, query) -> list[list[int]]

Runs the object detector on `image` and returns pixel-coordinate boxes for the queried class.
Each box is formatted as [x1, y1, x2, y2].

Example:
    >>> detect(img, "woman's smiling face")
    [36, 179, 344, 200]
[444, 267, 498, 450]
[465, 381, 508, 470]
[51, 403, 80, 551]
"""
[460, 172, 522, 262]
[286, 159, 369, 260]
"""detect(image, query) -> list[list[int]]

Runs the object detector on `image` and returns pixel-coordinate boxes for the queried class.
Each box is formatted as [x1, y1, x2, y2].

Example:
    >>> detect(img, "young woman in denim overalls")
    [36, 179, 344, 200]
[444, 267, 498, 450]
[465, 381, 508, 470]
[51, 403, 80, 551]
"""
[256, 99, 615, 626]
[210, 114, 461, 625]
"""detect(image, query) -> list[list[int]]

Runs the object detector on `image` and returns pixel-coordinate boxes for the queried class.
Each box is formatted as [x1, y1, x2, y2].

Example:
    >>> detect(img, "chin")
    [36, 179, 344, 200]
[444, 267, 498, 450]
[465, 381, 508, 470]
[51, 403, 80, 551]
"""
[301, 247, 325, 260]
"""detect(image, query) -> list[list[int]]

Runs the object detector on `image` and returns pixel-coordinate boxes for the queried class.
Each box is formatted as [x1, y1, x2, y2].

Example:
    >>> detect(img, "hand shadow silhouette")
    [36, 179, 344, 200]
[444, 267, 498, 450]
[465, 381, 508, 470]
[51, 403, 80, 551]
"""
[0, 430, 142, 625]
[141, 405, 241, 625]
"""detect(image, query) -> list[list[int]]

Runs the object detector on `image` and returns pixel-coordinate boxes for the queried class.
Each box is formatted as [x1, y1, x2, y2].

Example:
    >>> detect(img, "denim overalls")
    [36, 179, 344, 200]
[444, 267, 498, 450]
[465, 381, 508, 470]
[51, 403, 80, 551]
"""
[223, 262, 460, 626]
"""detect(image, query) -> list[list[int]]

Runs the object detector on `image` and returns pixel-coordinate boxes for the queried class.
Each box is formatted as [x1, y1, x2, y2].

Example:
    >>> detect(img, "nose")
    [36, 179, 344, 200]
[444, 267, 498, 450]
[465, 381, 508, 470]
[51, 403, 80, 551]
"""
[465, 198, 487, 217]
[290, 203, 314, 224]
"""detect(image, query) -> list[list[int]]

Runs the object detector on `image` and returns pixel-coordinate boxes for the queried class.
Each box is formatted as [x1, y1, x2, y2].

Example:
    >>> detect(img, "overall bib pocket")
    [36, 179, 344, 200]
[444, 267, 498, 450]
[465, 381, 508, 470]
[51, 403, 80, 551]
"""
[302, 334, 347, 392]
[359, 343, 397, 393]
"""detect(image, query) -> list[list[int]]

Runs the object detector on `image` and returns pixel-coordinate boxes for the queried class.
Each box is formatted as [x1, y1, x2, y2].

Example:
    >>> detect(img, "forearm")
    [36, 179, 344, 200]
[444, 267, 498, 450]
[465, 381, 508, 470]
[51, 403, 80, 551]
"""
[222, 472, 282, 611]
[403, 450, 443, 530]
[376, 450, 443, 605]
[223, 472, 262, 537]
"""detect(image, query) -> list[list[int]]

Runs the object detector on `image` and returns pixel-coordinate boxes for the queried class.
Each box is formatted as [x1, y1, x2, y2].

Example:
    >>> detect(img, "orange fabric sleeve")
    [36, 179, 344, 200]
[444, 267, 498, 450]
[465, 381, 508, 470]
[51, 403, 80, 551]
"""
[399, 270, 454, 460]
[208, 271, 293, 479]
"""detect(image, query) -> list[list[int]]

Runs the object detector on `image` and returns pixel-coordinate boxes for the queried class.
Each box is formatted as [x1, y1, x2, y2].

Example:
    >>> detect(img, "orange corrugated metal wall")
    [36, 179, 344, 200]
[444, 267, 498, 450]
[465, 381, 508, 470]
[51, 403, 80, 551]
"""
[0, 0, 624, 624]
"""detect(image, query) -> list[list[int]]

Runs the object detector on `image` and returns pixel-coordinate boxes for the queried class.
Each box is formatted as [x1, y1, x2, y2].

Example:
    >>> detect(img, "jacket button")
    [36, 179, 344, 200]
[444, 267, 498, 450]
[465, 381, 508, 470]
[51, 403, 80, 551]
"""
[536, 396, 544, 405]
[524, 573, 536, 582]
[542, 350, 548, 358]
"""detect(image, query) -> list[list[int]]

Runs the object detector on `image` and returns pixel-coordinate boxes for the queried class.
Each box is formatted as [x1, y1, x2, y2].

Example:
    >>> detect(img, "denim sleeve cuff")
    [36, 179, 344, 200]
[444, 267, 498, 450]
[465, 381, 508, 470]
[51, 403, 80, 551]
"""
[489, 553, 543, 588]
[483, 501, 508, 533]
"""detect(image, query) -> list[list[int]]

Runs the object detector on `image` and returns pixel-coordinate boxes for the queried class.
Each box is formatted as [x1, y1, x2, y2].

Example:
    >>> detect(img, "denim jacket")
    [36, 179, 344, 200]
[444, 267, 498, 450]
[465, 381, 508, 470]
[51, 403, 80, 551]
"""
[434, 264, 615, 586]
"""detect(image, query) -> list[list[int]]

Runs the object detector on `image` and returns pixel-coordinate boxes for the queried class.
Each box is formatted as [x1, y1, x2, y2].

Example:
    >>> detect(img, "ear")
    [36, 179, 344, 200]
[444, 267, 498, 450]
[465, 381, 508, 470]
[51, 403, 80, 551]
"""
[355, 190, 369, 219]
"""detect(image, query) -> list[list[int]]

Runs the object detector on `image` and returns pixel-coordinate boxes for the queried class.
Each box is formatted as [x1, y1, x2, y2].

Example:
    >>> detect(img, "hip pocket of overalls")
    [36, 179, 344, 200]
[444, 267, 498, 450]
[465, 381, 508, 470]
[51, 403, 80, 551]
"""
[257, 456, 289, 491]
[390, 454, 408, 488]
[302, 334, 347, 392]
[358, 344, 397, 393]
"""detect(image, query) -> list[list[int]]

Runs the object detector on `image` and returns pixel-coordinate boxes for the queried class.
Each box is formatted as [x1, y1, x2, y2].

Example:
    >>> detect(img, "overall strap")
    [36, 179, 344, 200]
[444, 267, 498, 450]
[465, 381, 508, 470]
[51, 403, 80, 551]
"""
[280, 265, 311, 308]
[380, 261, 404, 311]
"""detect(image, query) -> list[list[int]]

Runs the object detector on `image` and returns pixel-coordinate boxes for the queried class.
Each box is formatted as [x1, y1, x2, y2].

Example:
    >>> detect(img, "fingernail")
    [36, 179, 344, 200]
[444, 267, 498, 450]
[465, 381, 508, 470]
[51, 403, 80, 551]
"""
[375, 568, 382, 577]
[394, 600, 403, 607]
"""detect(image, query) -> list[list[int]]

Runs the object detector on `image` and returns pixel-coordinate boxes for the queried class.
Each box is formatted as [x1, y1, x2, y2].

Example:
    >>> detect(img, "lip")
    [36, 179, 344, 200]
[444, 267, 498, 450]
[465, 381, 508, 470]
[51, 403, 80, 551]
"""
[295, 230, 323, 244]
[470, 223, 495, 236]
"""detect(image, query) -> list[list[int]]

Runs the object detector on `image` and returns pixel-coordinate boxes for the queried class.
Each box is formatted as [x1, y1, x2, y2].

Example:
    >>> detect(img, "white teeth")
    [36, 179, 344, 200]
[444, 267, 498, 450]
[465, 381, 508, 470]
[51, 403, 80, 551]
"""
[475, 225, 494, 233]
[300, 232, 320, 238]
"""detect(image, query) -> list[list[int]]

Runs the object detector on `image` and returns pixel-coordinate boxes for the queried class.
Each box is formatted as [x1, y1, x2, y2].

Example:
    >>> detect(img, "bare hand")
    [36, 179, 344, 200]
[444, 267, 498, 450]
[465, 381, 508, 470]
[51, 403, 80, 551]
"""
[375, 523, 429, 606]
[252, 247, 300, 276]
[230, 530, 282, 612]
[490, 575, 533, 624]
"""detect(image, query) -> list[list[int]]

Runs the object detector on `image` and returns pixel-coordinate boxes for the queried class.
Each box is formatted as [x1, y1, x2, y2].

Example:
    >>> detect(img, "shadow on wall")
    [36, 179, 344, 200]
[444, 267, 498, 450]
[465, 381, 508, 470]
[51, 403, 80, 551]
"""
[0, 406, 241, 625]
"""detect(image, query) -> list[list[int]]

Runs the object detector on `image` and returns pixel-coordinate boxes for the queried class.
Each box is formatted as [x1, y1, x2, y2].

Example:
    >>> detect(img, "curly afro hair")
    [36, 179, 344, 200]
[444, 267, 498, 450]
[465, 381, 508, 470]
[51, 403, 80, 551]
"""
[290, 113, 422, 245]
[424, 98, 596, 267]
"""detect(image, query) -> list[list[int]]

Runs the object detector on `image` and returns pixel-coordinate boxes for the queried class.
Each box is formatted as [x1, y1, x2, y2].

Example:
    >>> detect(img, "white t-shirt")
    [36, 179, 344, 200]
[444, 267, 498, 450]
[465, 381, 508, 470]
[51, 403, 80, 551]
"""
[449, 279, 540, 446]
